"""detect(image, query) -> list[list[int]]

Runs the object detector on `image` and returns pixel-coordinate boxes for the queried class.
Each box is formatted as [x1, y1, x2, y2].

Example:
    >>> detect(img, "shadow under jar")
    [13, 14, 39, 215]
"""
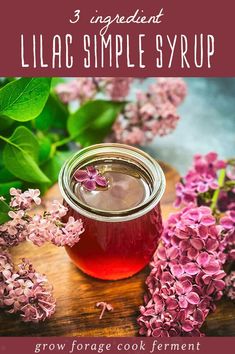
[59, 144, 166, 280]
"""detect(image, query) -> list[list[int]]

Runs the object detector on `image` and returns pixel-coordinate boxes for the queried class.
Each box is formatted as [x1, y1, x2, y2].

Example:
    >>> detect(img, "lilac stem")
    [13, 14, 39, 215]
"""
[210, 169, 226, 213]
[99, 304, 106, 319]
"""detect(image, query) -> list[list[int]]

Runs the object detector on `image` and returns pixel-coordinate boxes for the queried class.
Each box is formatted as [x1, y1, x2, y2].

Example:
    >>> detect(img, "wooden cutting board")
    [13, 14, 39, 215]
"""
[0, 163, 234, 336]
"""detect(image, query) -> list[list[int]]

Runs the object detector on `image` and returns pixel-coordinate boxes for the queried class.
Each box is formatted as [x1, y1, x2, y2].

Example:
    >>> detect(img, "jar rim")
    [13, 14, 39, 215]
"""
[58, 143, 166, 222]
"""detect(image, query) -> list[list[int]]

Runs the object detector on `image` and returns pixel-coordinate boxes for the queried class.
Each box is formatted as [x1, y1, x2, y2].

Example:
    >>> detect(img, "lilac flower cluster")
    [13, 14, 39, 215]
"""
[0, 253, 56, 322]
[175, 152, 230, 209]
[0, 188, 84, 249]
[0, 188, 84, 322]
[112, 78, 187, 145]
[55, 77, 133, 104]
[98, 77, 133, 101]
[0, 188, 41, 248]
[174, 151, 235, 261]
[56, 78, 98, 104]
[138, 206, 226, 337]
[55, 77, 187, 146]
[138, 152, 235, 337]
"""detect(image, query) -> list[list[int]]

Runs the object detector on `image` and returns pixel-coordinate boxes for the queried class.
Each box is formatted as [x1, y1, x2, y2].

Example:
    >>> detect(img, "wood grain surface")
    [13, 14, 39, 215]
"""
[0, 162, 234, 337]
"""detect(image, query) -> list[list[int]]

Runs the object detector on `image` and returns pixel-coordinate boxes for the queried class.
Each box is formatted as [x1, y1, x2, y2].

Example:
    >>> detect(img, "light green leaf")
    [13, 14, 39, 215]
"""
[67, 100, 124, 147]
[51, 77, 65, 88]
[0, 78, 51, 122]
[3, 126, 50, 183]
[34, 93, 68, 131]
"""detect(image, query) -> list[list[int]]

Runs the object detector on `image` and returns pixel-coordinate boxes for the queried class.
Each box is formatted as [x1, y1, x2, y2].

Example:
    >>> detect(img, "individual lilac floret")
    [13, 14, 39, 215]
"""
[74, 166, 108, 191]
[96, 301, 114, 319]
[220, 210, 235, 231]
[220, 211, 235, 261]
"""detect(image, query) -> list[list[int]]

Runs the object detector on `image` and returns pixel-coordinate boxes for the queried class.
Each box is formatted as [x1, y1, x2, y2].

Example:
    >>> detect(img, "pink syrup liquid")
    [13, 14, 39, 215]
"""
[64, 160, 163, 280]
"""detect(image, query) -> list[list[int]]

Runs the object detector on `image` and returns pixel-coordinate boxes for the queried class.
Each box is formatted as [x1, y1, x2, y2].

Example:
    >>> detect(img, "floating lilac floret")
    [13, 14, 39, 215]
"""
[74, 166, 108, 191]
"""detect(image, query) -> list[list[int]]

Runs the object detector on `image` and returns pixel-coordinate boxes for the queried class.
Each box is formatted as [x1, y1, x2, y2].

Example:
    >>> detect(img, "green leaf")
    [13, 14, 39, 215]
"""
[0, 198, 11, 225]
[3, 126, 50, 184]
[41, 150, 73, 184]
[37, 133, 52, 164]
[0, 116, 14, 131]
[34, 93, 68, 131]
[0, 149, 3, 167]
[0, 167, 19, 183]
[0, 181, 23, 198]
[0, 77, 15, 89]
[67, 100, 124, 147]
[0, 78, 51, 122]
[51, 77, 65, 88]
[47, 132, 63, 144]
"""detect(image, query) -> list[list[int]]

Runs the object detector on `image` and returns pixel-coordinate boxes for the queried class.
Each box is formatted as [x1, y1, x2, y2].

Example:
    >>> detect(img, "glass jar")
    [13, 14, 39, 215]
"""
[59, 143, 166, 280]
